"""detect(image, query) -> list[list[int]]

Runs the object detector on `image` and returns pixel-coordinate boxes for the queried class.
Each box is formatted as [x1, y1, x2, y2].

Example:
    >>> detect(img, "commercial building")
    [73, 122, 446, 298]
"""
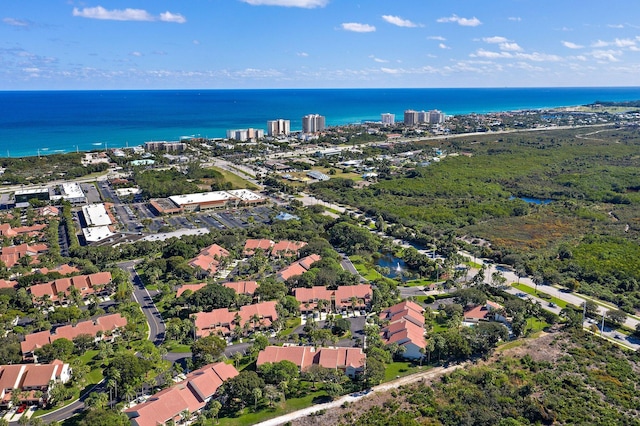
[151, 189, 266, 214]
[14, 188, 50, 204]
[267, 119, 291, 137]
[302, 114, 326, 133]
[381, 113, 395, 125]
[50, 182, 86, 204]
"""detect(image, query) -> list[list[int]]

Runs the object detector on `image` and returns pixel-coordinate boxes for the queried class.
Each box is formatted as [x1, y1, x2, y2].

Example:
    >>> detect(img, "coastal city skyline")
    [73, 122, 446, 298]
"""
[3, 1, 640, 90]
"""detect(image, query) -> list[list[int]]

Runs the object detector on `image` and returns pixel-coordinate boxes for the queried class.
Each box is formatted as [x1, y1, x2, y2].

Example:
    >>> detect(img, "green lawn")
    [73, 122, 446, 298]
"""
[404, 278, 436, 287]
[164, 341, 192, 353]
[209, 166, 258, 190]
[280, 317, 302, 336]
[218, 388, 329, 426]
[349, 255, 383, 281]
[383, 361, 426, 382]
[512, 283, 571, 309]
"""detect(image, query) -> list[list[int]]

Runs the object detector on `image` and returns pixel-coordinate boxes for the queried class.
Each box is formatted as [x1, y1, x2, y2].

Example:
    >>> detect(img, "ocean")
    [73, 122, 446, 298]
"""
[1, 87, 640, 158]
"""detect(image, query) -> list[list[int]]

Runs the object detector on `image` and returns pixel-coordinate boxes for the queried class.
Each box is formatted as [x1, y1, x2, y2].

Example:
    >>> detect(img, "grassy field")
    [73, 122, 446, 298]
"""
[383, 361, 427, 382]
[209, 166, 258, 190]
[218, 388, 329, 426]
[164, 341, 192, 353]
[349, 255, 384, 281]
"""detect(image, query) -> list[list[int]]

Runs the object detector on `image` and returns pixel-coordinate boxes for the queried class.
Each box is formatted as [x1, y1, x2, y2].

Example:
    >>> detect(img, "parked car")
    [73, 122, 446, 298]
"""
[16, 404, 27, 414]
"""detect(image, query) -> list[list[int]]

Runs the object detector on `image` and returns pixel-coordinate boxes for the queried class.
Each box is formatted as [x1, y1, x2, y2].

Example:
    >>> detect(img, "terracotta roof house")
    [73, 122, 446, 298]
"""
[223, 280, 258, 296]
[34, 264, 80, 276]
[277, 254, 321, 281]
[188, 244, 230, 277]
[293, 284, 372, 314]
[193, 300, 278, 338]
[271, 240, 307, 258]
[21, 313, 127, 360]
[380, 301, 426, 360]
[0, 360, 71, 408]
[28, 272, 112, 303]
[1, 243, 48, 268]
[257, 346, 366, 378]
[463, 301, 507, 325]
[0, 279, 17, 290]
[125, 362, 239, 426]
[0, 224, 17, 238]
[176, 282, 208, 298]
[243, 239, 274, 256]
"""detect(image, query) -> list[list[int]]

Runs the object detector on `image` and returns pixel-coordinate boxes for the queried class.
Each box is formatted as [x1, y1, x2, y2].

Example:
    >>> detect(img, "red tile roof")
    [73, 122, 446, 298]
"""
[0, 243, 48, 268]
[193, 301, 278, 338]
[271, 240, 307, 258]
[243, 239, 274, 256]
[380, 301, 426, 350]
[125, 362, 238, 426]
[176, 282, 207, 298]
[334, 285, 372, 309]
[257, 346, 366, 372]
[277, 254, 321, 281]
[28, 272, 112, 301]
[188, 244, 230, 275]
[222, 281, 258, 295]
[21, 313, 127, 355]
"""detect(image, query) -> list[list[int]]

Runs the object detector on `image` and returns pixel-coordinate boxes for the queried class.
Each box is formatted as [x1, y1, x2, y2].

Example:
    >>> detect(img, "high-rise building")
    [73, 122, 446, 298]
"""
[267, 119, 291, 137]
[417, 111, 429, 123]
[381, 113, 395, 125]
[428, 110, 446, 124]
[302, 114, 326, 133]
[404, 110, 419, 126]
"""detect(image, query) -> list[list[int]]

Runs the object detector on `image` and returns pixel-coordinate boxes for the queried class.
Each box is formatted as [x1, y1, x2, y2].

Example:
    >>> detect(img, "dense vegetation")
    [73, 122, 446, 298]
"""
[311, 126, 640, 309]
[334, 331, 640, 426]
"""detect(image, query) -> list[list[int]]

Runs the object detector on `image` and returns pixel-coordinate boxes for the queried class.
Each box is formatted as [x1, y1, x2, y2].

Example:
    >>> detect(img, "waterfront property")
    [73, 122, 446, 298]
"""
[257, 345, 366, 378]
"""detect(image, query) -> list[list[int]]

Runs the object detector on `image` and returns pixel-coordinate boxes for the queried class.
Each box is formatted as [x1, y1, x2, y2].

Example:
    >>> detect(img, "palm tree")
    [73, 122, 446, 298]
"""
[278, 381, 288, 402]
[252, 387, 262, 411]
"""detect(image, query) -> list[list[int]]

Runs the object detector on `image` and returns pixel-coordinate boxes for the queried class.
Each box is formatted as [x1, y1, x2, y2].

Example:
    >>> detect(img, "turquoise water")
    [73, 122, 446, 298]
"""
[1, 87, 640, 158]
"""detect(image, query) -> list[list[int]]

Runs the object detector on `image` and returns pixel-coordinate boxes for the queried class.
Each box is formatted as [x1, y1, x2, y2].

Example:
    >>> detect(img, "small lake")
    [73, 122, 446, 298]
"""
[376, 253, 408, 281]
[510, 196, 553, 205]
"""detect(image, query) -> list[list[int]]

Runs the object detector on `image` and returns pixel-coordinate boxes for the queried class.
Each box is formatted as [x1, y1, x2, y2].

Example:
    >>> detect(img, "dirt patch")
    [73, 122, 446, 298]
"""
[492, 331, 564, 363]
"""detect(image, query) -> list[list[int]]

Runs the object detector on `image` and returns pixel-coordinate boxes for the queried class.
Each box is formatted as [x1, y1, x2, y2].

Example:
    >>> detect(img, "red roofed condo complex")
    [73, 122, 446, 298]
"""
[21, 313, 127, 360]
[176, 282, 208, 298]
[188, 244, 230, 277]
[193, 300, 278, 338]
[293, 284, 372, 314]
[380, 301, 426, 360]
[0, 243, 48, 268]
[271, 240, 307, 258]
[28, 272, 112, 303]
[222, 280, 258, 296]
[0, 360, 71, 409]
[257, 346, 366, 378]
[277, 254, 321, 281]
[243, 239, 274, 256]
[125, 362, 239, 426]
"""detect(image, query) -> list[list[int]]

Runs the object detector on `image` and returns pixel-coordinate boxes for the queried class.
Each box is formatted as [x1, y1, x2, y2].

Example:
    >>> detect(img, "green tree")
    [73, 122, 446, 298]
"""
[221, 371, 265, 410]
[191, 335, 227, 367]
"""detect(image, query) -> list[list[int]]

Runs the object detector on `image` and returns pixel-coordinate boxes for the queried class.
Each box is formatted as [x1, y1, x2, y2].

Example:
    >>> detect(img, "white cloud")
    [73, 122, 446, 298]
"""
[483, 36, 508, 44]
[297, 52, 309, 57]
[439, 43, 450, 50]
[592, 38, 636, 48]
[608, 24, 624, 29]
[240, 0, 328, 8]
[380, 67, 402, 74]
[382, 15, 418, 28]
[131, 51, 143, 57]
[592, 40, 609, 48]
[508, 17, 521, 22]
[500, 42, 522, 52]
[437, 14, 481, 27]
[193, 40, 200, 45]
[591, 49, 621, 62]
[159, 12, 186, 24]
[3, 18, 30, 27]
[72, 6, 185, 23]
[516, 52, 562, 62]
[369, 55, 388, 63]
[341, 22, 376, 33]
[427, 36, 446, 41]
[562, 41, 584, 49]
[473, 49, 513, 59]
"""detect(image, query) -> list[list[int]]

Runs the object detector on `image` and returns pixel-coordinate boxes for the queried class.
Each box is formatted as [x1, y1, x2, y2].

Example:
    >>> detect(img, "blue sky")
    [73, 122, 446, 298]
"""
[2, 0, 640, 89]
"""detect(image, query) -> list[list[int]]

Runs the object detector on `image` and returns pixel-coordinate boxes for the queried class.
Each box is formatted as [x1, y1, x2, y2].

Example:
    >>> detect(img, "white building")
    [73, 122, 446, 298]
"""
[50, 182, 86, 204]
[227, 128, 264, 141]
[302, 114, 326, 133]
[403, 110, 419, 126]
[381, 113, 395, 125]
[267, 119, 291, 137]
